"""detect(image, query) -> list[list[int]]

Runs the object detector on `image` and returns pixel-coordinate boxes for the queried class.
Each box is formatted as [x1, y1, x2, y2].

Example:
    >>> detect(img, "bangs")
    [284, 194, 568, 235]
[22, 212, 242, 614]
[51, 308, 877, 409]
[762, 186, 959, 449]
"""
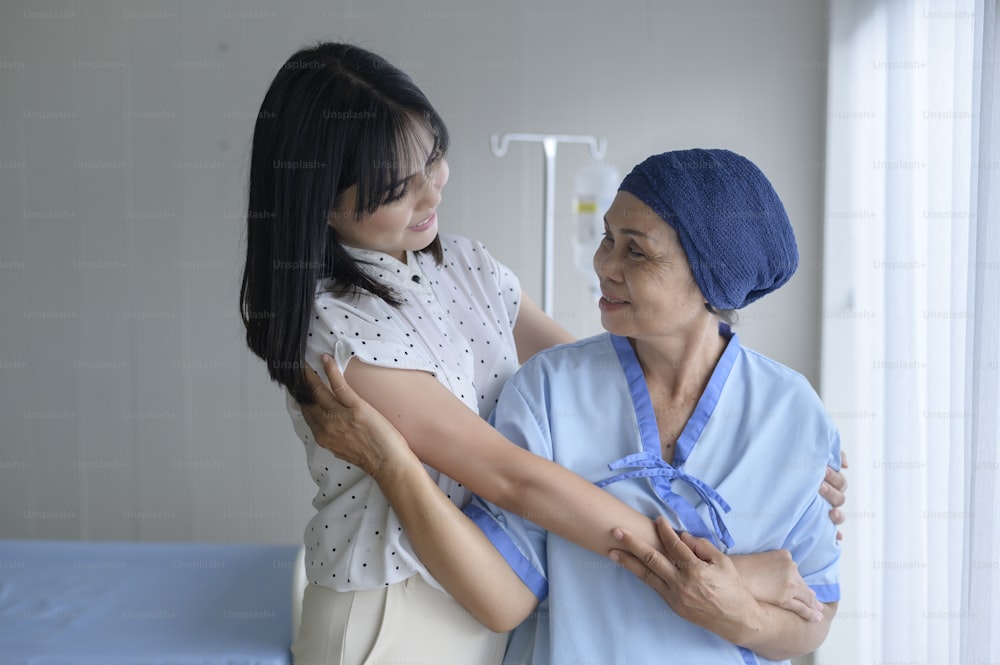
[340, 105, 450, 220]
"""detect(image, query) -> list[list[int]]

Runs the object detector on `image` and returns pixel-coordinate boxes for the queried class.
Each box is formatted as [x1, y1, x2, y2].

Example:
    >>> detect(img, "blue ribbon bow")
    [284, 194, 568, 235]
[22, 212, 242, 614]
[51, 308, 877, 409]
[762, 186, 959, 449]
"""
[595, 451, 734, 549]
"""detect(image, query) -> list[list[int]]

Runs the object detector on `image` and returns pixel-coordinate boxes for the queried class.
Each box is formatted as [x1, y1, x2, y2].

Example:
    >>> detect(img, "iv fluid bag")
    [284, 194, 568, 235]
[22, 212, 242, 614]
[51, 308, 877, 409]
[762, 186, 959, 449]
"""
[573, 162, 620, 296]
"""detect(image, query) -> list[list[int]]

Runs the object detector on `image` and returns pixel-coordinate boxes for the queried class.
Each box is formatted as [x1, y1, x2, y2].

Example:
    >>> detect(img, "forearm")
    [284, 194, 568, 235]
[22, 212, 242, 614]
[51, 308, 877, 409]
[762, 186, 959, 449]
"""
[325, 359, 664, 591]
[478, 444, 664, 559]
[373, 451, 537, 632]
[512, 290, 575, 363]
[728, 551, 825, 622]
[736, 601, 837, 661]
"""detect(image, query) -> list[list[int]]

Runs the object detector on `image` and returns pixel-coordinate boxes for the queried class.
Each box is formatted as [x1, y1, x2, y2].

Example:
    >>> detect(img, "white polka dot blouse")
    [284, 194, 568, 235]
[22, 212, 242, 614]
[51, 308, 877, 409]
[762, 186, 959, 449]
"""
[286, 234, 522, 592]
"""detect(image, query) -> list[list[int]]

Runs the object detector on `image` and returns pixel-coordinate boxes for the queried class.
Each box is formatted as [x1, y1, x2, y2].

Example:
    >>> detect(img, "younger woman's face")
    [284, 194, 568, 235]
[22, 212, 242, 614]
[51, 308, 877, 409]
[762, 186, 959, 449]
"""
[329, 125, 449, 262]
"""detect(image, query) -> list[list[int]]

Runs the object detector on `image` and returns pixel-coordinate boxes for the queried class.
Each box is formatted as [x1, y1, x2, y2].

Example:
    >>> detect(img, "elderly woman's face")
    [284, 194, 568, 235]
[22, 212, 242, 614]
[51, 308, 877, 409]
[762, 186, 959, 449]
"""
[593, 191, 708, 340]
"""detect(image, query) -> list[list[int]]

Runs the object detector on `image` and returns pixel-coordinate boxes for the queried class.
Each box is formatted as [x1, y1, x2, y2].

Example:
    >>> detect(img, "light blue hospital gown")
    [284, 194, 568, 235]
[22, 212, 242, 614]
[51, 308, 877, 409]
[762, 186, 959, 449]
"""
[465, 328, 841, 665]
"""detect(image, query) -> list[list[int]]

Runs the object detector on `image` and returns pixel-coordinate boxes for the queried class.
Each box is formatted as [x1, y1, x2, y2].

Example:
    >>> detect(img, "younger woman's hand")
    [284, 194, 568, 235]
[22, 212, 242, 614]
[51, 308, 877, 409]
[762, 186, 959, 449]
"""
[821, 450, 849, 540]
[730, 550, 823, 623]
[300, 355, 415, 481]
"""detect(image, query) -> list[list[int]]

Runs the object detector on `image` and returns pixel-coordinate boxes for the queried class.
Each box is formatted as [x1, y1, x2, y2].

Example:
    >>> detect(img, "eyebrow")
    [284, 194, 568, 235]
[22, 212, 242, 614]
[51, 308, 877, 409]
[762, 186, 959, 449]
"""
[382, 136, 441, 191]
[389, 148, 440, 189]
[604, 215, 653, 239]
[387, 173, 418, 189]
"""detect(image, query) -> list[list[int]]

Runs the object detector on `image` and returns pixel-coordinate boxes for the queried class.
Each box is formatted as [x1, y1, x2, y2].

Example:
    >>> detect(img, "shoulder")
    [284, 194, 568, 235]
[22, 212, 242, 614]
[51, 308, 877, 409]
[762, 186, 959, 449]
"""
[532, 332, 613, 358]
[437, 233, 491, 263]
[513, 333, 614, 383]
[312, 283, 390, 324]
[431, 234, 521, 309]
[737, 344, 823, 405]
[308, 284, 411, 354]
[734, 343, 839, 454]
[435, 233, 511, 275]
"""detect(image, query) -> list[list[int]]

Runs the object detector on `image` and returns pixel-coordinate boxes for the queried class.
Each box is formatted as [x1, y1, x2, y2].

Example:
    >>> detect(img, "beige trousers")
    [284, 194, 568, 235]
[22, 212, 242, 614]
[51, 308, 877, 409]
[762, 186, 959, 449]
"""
[292, 575, 509, 665]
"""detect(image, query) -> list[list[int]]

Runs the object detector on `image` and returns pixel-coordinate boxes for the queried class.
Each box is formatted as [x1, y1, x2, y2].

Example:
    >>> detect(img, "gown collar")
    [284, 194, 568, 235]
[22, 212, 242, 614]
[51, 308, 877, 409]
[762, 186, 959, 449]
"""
[598, 325, 741, 549]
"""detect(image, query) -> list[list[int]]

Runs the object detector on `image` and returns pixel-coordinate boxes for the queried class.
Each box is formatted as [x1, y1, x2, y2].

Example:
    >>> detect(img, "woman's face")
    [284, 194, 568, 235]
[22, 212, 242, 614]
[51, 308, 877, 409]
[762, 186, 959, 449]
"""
[593, 191, 708, 340]
[329, 125, 449, 262]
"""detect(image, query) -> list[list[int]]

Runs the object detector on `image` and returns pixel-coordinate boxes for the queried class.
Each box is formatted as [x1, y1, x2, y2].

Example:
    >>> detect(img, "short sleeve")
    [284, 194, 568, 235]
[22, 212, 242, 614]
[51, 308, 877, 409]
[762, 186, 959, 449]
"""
[464, 499, 548, 601]
[307, 293, 438, 377]
[784, 424, 842, 602]
[483, 247, 521, 328]
[463, 376, 554, 601]
[472, 238, 521, 330]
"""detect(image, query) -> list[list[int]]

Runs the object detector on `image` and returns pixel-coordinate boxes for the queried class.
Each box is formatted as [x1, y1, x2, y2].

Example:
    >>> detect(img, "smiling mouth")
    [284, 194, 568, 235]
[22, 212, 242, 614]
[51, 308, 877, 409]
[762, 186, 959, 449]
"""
[409, 210, 436, 231]
[601, 294, 629, 304]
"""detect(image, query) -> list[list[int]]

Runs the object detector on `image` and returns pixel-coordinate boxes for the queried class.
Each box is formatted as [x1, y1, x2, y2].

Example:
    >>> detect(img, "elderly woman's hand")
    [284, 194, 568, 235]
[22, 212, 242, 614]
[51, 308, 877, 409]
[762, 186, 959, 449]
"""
[609, 517, 776, 645]
[300, 355, 414, 481]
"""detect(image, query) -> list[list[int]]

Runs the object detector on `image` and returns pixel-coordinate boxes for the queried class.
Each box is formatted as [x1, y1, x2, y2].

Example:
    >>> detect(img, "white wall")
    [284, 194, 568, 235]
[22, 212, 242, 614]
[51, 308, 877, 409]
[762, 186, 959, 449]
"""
[0, 0, 828, 547]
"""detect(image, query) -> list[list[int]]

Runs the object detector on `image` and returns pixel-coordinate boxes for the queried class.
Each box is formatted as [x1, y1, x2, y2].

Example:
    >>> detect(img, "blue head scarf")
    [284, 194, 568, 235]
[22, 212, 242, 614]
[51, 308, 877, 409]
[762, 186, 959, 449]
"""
[618, 148, 798, 310]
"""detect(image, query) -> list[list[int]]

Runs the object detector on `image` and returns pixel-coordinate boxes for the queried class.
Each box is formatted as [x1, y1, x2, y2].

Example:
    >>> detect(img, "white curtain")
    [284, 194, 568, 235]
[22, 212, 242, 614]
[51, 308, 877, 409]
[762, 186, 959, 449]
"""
[819, 0, 999, 662]
[963, 0, 1000, 660]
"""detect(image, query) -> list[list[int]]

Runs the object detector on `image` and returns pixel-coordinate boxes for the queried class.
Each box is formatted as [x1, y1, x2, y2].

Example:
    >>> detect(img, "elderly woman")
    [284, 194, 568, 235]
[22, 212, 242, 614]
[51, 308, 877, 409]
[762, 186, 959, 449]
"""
[304, 149, 840, 664]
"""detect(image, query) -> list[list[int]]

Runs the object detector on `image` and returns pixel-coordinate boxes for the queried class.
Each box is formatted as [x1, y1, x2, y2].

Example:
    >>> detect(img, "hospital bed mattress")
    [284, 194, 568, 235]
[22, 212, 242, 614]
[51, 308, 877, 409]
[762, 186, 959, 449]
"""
[0, 539, 300, 664]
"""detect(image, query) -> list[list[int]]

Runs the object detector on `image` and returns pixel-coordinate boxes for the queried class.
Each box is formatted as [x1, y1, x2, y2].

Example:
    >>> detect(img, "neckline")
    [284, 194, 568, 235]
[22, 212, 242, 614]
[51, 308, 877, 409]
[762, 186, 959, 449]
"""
[333, 246, 429, 291]
[610, 325, 740, 466]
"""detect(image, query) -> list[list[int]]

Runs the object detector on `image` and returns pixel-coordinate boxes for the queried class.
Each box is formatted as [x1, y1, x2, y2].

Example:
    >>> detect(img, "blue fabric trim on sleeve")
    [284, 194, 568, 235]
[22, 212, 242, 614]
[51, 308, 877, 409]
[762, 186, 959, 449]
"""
[737, 646, 759, 664]
[464, 503, 548, 601]
[809, 583, 841, 603]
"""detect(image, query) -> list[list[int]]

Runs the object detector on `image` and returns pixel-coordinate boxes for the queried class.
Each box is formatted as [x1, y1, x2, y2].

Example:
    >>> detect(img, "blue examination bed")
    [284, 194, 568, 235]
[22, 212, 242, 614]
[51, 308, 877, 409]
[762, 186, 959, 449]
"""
[0, 540, 301, 664]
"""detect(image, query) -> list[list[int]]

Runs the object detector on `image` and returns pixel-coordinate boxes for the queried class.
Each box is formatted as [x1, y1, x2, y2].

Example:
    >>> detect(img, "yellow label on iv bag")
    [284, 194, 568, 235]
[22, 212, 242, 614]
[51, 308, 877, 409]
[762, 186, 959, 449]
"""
[575, 200, 599, 214]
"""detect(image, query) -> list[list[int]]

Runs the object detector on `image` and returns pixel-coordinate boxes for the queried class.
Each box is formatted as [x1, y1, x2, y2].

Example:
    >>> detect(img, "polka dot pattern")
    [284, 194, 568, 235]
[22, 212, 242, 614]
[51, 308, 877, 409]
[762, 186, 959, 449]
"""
[285, 234, 522, 592]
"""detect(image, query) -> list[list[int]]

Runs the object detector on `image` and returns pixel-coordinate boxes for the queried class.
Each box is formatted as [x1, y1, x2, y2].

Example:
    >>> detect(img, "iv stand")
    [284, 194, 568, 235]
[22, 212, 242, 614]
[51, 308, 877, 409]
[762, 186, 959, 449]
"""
[489, 133, 607, 316]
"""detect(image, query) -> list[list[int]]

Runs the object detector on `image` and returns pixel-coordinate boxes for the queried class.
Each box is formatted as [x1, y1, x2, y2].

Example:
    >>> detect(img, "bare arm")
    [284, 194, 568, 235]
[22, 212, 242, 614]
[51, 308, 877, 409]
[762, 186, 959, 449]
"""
[336, 354, 664, 567]
[298, 296, 840, 622]
[511, 290, 575, 363]
[297, 353, 668, 624]
[304, 354, 825, 622]
[375, 454, 539, 631]
[730, 550, 823, 622]
[300, 365, 538, 630]
[611, 517, 837, 661]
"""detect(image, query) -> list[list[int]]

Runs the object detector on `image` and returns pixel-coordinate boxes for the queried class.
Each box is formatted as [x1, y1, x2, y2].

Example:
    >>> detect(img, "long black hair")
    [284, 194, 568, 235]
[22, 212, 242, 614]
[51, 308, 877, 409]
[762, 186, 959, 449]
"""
[240, 42, 449, 404]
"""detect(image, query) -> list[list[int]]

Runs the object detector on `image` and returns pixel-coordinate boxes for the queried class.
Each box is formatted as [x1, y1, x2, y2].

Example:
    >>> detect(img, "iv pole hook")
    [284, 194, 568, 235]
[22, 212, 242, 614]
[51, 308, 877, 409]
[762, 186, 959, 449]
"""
[489, 132, 607, 315]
